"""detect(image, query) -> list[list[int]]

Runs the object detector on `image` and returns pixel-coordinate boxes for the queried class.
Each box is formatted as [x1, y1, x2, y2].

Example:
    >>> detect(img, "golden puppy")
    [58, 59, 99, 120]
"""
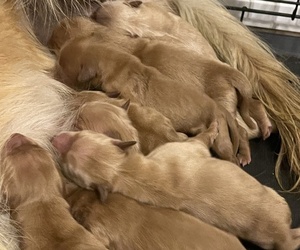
[0, 133, 108, 250]
[52, 125, 300, 250]
[57, 35, 243, 163]
[67, 189, 246, 250]
[76, 90, 188, 155]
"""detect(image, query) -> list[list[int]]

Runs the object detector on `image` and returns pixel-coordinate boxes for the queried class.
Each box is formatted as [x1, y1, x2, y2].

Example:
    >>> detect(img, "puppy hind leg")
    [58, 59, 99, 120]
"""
[249, 99, 273, 140]
[237, 125, 251, 166]
[212, 116, 239, 165]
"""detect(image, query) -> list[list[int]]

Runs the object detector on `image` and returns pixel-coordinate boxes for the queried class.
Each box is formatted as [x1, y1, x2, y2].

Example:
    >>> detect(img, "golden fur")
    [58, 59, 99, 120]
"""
[0, 133, 108, 249]
[49, 16, 272, 142]
[168, 0, 300, 190]
[76, 90, 188, 155]
[56, 35, 245, 163]
[92, 0, 300, 190]
[52, 125, 300, 250]
[67, 189, 246, 250]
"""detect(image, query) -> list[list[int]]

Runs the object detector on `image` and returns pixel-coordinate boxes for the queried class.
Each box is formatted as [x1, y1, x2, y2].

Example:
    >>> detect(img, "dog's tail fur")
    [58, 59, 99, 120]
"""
[169, 0, 300, 190]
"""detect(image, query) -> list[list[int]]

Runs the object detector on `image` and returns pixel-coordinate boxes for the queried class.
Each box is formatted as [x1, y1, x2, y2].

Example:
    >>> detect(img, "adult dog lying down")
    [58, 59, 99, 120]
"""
[52, 124, 300, 250]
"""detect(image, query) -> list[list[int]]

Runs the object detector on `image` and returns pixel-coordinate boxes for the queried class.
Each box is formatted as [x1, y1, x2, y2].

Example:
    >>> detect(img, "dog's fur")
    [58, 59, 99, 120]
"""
[91, 0, 300, 189]
[57, 35, 246, 163]
[52, 125, 300, 250]
[77, 90, 188, 155]
[0, 133, 108, 249]
[49, 16, 273, 141]
[75, 100, 140, 152]
[67, 189, 246, 250]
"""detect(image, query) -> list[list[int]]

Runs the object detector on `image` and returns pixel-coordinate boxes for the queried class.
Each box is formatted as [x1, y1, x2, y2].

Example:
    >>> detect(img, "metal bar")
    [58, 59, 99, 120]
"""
[291, 0, 300, 20]
[226, 6, 300, 19]
[263, 0, 300, 5]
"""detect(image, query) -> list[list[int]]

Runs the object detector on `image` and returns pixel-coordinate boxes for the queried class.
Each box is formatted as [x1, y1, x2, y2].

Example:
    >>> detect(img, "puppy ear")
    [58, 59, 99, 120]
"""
[77, 65, 97, 83]
[121, 100, 130, 110]
[112, 140, 137, 151]
[51, 132, 76, 155]
[5, 133, 32, 154]
[128, 1, 143, 8]
[104, 130, 122, 140]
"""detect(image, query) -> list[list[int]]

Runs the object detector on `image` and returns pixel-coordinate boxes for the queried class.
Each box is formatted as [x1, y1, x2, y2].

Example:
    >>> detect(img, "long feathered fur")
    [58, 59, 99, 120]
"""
[168, 0, 300, 191]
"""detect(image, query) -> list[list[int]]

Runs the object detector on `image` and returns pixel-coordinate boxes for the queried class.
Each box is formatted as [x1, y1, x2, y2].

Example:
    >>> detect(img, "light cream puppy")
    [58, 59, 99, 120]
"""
[57, 36, 242, 163]
[67, 189, 246, 250]
[0, 133, 108, 250]
[52, 126, 300, 250]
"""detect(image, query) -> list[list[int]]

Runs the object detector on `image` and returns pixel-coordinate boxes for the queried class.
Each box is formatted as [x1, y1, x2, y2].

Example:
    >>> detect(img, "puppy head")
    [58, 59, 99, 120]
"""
[76, 101, 139, 150]
[48, 17, 99, 54]
[91, 0, 173, 37]
[51, 131, 136, 190]
[57, 37, 100, 90]
[1, 134, 63, 208]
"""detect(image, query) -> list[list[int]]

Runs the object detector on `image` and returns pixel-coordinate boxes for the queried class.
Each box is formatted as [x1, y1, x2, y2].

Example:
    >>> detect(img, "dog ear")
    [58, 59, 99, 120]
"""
[77, 65, 97, 83]
[121, 100, 130, 110]
[51, 132, 77, 155]
[128, 1, 143, 8]
[104, 130, 122, 140]
[5, 133, 32, 154]
[112, 140, 137, 151]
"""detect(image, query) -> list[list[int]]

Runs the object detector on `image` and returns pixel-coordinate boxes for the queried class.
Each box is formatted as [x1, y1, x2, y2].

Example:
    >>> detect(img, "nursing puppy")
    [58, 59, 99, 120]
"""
[0, 133, 108, 250]
[57, 35, 243, 163]
[67, 189, 246, 250]
[52, 125, 300, 250]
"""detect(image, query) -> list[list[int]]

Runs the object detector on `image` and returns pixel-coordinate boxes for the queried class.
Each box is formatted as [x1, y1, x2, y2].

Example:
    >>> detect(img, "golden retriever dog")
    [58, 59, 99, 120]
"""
[52, 124, 300, 250]
[67, 189, 246, 250]
[92, 0, 300, 189]
[76, 90, 188, 155]
[48, 16, 272, 141]
[57, 35, 247, 163]
[0, 133, 108, 250]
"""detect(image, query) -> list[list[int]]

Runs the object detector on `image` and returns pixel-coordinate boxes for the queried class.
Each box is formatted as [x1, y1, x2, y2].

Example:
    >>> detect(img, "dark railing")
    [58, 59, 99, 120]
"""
[226, 0, 300, 22]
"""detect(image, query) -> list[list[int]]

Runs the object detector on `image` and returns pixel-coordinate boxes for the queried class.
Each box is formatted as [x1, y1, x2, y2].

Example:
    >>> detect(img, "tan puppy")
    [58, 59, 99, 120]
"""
[57, 35, 243, 163]
[0, 133, 108, 250]
[52, 126, 300, 250]
[77, 90, 188, 155]
[67, 189, 246, 250]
